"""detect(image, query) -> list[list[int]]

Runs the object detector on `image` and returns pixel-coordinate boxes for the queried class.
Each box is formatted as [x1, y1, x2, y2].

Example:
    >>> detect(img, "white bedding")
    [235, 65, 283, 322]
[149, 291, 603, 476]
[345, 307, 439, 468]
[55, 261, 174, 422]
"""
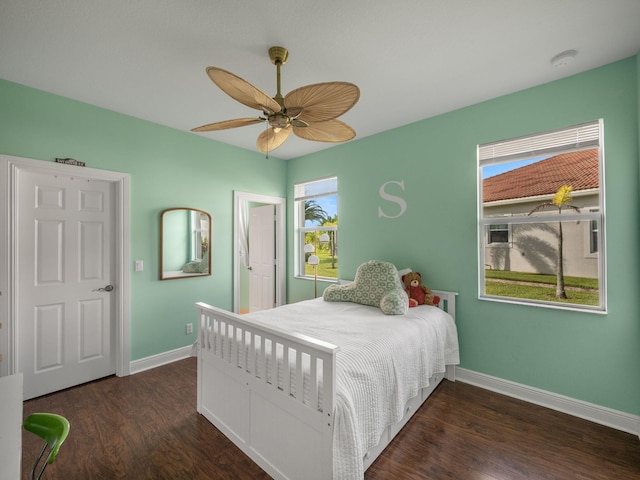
[244, 297, 459, 480]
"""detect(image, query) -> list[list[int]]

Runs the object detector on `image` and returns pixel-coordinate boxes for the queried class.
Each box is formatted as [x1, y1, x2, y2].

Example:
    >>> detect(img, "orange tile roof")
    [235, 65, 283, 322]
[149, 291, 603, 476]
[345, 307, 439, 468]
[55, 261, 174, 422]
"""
[483, 149, 599, 203]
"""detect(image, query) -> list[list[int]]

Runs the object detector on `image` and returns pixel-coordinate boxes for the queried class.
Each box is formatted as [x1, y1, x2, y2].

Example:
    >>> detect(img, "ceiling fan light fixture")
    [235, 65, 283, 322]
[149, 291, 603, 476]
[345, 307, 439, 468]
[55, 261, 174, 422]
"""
[269, 114, 290, 129]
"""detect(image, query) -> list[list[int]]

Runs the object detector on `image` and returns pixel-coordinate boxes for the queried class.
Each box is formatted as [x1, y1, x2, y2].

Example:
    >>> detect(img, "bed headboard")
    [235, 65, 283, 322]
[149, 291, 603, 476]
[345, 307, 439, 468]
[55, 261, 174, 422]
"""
[337, 264, 457, 320]
[431, 290, 458, 322]
[337, 278, 457, 322]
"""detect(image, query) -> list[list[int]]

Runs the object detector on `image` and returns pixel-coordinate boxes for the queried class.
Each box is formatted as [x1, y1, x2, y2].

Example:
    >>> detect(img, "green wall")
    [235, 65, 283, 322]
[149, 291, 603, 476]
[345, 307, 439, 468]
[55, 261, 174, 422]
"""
[0, 78, 287, 361]
[287, 56, 640, 416]
[2, 54, 638, 417]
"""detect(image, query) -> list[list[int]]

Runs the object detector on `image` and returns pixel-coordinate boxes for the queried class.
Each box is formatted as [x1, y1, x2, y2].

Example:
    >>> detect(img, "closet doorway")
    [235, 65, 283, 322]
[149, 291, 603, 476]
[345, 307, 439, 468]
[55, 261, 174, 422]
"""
[233, 192, 285, 314]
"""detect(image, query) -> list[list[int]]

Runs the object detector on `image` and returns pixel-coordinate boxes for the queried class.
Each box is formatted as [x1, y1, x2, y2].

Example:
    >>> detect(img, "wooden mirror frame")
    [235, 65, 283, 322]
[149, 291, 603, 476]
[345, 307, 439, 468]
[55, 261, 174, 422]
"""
[160, 208, 211, 280]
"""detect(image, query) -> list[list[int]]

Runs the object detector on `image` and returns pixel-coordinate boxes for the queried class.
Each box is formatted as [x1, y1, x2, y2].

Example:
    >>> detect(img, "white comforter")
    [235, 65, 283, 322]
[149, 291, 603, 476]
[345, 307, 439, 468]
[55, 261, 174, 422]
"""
[245, 298, 460, 480]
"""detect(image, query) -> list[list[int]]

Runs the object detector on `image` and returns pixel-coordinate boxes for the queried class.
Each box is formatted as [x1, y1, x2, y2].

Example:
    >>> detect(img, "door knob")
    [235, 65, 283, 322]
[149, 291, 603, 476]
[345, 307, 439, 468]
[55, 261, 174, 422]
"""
[96, 285, 114, 292]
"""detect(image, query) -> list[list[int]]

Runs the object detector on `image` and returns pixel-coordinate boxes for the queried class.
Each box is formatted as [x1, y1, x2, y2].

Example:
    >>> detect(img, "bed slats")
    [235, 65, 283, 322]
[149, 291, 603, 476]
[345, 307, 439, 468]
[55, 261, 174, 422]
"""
[197, 302, 339, 417]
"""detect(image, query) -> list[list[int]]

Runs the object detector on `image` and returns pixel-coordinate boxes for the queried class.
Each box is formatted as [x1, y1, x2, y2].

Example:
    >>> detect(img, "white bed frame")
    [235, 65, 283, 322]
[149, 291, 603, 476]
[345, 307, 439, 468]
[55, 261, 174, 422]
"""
[196, 290, 457, 480]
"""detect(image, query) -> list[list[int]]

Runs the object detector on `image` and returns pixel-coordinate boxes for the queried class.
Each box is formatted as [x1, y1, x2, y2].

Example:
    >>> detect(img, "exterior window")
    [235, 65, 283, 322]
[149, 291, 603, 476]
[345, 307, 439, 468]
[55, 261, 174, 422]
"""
[488, 224, 510, 244]
[590, 221, 598, 253]
[589, 213, 599, 254]
[294, 177, 338, 280]
[478, 120, 606, 312]
[192, 210, 209, 260]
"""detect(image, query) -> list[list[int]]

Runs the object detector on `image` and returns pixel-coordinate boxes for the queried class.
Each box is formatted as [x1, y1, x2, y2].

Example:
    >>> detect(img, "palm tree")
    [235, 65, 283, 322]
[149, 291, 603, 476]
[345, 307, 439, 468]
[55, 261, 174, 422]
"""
[528, 185, 580, 299]
[324, 214, 338, 224]
[303, 200, 328, 260]
[304, 200, 328, 224]
[320, 217, 338, 268]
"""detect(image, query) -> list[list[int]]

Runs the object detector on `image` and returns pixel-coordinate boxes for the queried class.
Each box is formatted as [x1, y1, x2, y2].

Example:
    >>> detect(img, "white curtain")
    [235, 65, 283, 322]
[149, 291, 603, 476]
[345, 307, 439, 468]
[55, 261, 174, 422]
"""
[238, 200, 250, 268]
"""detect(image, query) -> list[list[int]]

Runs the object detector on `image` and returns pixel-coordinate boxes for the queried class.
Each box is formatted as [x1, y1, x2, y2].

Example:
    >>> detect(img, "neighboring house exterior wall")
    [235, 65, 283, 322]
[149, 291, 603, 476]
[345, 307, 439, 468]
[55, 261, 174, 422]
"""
[482, 149, 599, 278]
[483, 192, 599, 277]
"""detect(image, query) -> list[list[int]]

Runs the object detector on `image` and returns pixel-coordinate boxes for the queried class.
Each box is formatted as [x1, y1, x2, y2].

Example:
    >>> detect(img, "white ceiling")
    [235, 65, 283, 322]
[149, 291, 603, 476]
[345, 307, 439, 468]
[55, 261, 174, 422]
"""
[1, 0, 639, 160]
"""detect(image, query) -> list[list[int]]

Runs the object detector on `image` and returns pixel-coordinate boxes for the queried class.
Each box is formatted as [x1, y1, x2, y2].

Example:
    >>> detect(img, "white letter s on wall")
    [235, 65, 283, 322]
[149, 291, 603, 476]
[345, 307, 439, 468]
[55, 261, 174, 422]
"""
[378, 180, 407, 218]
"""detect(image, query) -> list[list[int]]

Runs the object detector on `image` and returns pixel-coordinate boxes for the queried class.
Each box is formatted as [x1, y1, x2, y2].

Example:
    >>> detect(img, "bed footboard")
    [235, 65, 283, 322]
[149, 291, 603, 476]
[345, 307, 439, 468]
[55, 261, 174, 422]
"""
[432, 290, 458, 381]
[196, 302, 339, 480]
[196, 290, 458, 480]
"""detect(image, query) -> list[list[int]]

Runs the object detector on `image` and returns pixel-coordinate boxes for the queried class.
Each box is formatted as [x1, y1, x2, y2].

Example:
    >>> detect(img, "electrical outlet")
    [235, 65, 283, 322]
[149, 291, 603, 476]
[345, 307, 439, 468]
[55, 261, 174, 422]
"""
[185, 323, 193, 335]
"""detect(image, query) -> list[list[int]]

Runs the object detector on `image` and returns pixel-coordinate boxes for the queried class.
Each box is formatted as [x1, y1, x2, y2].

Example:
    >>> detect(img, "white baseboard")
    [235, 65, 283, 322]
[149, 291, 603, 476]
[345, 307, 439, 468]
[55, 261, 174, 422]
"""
[455, 367, 640, 437]
[128, 354, 640, 437]
[129, 344, 195, 375]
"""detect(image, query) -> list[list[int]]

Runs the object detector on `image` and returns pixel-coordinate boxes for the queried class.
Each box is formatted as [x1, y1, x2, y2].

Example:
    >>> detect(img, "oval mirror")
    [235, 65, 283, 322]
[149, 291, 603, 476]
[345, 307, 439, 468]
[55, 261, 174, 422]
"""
[160, 208, 211, 280]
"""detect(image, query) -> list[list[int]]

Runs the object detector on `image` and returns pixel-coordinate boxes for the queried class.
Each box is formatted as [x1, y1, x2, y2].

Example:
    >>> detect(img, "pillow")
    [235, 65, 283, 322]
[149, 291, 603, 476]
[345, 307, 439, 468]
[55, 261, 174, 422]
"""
[197, 250, 210, 273]
[323, 260, 408, 315]
[341, 267, 410, 286]
[182, 251, 209, 274]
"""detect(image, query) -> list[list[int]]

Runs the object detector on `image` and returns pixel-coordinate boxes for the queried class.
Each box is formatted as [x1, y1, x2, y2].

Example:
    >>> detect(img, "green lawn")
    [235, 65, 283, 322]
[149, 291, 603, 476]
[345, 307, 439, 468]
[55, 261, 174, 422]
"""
[305, 253, 338, 278]
[485, 270, 598, 289]
[303, 260, 599, 306]
[485, 270, 599, 306]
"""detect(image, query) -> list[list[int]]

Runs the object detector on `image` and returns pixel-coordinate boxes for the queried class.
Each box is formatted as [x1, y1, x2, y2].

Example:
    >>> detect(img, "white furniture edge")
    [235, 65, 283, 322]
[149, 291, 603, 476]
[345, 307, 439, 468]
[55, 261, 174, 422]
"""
[196, 291, 458, 480]
[455, 367, 640, 438]
[0, 373, 22, 480]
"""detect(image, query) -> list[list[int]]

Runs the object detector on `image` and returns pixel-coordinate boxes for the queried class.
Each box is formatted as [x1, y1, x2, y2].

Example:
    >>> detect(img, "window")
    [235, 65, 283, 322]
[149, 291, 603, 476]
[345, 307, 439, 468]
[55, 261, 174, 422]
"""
[590, 220, 598, 254]
[191, 210, 209, 260]
[487, 224, 511, 245]
[295, 176, 338, 280]
[585, 209, 599, 256]
[478, 120, 606, 311]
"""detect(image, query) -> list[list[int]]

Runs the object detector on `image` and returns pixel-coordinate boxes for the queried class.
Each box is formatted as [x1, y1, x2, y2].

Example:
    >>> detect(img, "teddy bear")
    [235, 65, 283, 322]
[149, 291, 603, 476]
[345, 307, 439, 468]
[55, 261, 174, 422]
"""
[401, 271, 440, 308]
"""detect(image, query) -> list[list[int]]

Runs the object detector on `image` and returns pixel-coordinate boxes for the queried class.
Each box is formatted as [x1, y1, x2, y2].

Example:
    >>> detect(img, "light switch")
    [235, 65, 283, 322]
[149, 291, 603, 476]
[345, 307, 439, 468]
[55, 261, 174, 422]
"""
[135, 260, 144, 272]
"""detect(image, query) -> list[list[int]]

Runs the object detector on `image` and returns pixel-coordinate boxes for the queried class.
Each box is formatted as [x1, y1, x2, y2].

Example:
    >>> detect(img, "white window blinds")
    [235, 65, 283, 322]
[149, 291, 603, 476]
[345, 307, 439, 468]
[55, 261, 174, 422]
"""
[479, 120, 601, 163]
[294, 176, 338, 201]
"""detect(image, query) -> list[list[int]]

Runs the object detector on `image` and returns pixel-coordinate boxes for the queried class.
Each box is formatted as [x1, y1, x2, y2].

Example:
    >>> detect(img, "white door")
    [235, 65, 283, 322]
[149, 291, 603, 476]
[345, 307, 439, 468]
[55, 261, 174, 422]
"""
[248, 204, 275, 312]
[17, 169, 116, 399]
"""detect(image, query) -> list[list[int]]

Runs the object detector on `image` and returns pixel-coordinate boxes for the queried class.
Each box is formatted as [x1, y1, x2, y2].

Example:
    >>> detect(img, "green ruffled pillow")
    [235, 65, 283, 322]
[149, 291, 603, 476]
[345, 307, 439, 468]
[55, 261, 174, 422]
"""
[323, 260, 408, 315]
[182, 251, 209, 274]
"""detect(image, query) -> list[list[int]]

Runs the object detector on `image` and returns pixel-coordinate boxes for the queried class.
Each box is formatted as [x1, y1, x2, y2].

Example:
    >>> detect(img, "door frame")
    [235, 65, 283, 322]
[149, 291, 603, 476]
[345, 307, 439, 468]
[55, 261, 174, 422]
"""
[233, 191, 285, 313]
[0, 155, 130, 378]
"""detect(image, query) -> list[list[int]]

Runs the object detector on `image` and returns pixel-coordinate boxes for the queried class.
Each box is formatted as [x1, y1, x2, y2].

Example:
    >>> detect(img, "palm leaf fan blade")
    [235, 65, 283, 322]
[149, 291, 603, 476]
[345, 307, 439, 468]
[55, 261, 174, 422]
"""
[256, 127, 292, 153]
[191, 118, 264, 132]
[284, 82, 360, 123]
[293, 119, 356, 143]
[206, 67, 281, 114]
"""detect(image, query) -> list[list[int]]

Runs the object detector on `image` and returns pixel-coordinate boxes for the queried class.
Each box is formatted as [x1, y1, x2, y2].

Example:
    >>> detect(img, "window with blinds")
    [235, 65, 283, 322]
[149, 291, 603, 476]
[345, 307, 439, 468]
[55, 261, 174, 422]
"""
[295, 176, 339, 280]
[478, 120, 606, 312]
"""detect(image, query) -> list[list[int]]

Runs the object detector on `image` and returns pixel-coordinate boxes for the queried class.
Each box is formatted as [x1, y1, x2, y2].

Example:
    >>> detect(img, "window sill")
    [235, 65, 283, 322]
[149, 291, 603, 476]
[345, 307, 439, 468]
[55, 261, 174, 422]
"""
[479, 294, 607, 314]
[295, 275, 338, 284]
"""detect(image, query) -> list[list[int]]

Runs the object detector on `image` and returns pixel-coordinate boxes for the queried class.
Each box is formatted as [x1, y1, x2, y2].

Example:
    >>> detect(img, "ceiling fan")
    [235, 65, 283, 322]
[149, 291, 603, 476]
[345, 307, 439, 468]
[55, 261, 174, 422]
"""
[192, 46, 360, 154]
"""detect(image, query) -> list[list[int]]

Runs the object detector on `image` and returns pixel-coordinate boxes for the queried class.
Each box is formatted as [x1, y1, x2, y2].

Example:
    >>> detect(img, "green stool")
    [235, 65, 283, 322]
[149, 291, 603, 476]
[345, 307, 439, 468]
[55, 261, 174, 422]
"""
[23, 413, 70, 480]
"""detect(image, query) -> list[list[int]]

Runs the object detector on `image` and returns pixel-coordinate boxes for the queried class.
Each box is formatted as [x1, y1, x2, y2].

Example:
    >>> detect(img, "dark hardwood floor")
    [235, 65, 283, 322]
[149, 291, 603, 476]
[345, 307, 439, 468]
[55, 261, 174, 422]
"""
[22, 358, 640, 479]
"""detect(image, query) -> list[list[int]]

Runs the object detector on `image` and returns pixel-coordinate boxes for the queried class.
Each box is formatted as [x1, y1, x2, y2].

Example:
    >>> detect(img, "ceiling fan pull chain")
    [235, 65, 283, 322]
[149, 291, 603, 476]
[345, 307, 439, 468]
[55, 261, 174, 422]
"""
[265, 124, 270, 160]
